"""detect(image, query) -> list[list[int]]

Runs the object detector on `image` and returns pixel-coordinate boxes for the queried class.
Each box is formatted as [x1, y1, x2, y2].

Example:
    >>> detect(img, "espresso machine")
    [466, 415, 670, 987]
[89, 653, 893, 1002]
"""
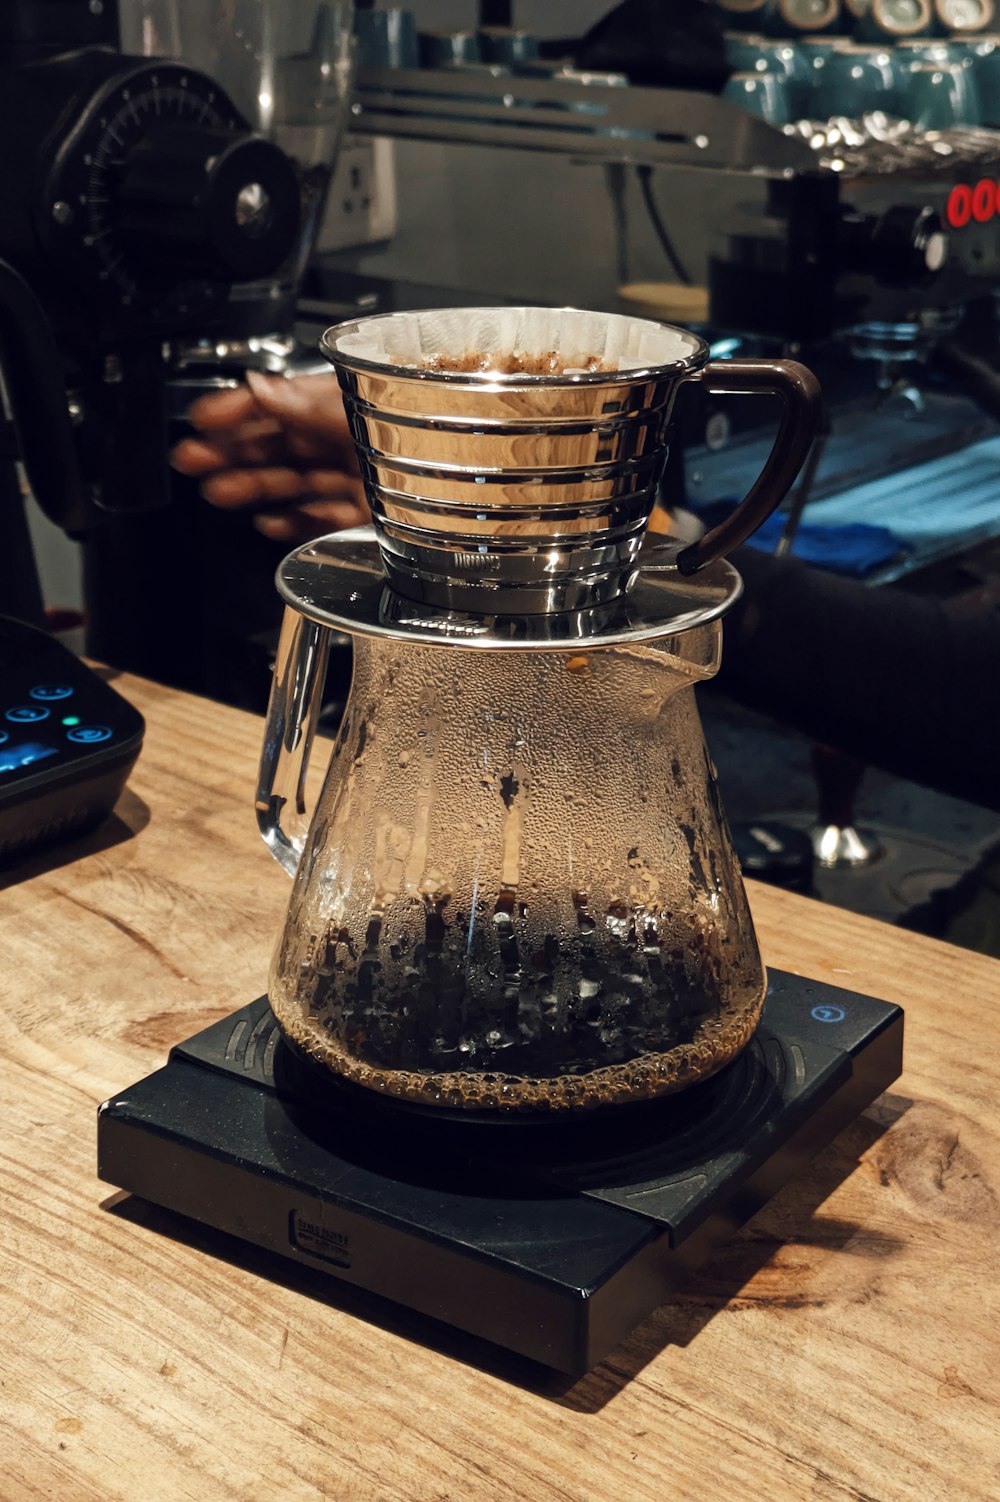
[0, 0, 355, 705]
[700, 122, 1000, 503]
[672, 39, 1000, 871]
[99, 304, 904, 1375]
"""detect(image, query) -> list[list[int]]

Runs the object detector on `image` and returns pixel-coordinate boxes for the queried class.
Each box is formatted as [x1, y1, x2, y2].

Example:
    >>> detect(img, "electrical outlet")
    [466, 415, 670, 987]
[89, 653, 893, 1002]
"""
[318, 135, 398, 251]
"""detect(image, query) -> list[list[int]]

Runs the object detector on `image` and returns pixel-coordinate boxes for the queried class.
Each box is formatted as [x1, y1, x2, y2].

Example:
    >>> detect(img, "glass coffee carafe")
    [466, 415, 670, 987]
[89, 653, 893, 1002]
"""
[257, 308, 820, 1113]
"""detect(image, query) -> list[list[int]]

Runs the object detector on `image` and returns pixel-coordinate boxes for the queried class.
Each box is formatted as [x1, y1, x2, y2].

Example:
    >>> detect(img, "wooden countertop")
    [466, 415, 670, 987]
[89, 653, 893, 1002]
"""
[3, 671, 999, 1502]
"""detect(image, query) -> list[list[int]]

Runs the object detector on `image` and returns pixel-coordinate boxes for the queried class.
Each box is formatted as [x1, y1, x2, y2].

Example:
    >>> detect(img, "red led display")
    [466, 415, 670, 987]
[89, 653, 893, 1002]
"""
[946, 180, 1000, 229]
[947, 184, 973, 228]
[973, 180, 997, 223]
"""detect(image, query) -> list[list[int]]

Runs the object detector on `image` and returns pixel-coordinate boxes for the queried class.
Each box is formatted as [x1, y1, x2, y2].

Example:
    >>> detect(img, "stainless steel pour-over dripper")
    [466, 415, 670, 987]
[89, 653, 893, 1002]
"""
[322, 306, 820, 613]
[256, 307, 821, 1113]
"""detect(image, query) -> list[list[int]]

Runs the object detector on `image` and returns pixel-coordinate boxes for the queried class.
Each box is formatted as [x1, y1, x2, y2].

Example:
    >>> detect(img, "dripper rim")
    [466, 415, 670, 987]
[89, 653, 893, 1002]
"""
[320, 306, 710, 387]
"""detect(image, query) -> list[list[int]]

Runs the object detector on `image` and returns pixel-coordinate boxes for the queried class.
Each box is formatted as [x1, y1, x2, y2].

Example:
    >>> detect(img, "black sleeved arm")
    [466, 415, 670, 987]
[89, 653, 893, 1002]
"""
[715, 547, 1000, 814]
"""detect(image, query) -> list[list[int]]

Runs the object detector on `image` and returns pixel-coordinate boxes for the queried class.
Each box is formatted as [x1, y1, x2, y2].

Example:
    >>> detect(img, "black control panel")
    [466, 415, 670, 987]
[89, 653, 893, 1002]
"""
[0, 616, 144, 863]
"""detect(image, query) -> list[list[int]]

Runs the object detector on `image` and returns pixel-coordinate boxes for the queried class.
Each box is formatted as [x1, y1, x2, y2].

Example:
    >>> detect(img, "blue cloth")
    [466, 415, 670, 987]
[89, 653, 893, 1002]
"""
[744, 513, 908, 577]
[689, 503, 908, 579]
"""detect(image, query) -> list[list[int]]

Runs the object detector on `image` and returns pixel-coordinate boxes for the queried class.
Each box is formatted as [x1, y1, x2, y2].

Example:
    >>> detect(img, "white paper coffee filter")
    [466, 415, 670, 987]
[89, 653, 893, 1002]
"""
[329, 306, 701, 375]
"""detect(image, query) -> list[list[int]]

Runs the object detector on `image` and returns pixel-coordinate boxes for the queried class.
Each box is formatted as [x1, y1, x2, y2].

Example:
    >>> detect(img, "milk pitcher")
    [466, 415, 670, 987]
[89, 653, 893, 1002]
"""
[256, 307, 820, 1112]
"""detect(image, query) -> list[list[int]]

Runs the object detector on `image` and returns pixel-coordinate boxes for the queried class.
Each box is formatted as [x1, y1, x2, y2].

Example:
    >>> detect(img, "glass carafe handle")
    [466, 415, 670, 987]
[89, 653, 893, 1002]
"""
[676, 359, 823, 576]
[256, 606, 331, 877]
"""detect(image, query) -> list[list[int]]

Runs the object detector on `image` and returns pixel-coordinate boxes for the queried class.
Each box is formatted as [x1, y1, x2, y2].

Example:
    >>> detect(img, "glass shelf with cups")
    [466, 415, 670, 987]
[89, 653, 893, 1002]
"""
[348, 58, 1000, 182]
[348, 63, 813, 175]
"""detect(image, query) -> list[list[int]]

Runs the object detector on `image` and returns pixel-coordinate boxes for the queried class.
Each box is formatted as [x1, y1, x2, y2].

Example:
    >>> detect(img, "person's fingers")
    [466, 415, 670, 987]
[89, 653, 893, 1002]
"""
[179, 372, 363, 521]
[245, 370, 354, 445]
[252, 514, 298, 541]
[201, 467, 314, 506]
[171, 423, 306, 477]
[252, 496, 369, 543]
[181, 373, 358, 480]
[186, 372, 347, 440]
[169, 436, 241, 475]
[200, 465, 369, 511]
[294, 490, 370, 521]
[185, 383, 263, 431]
[304, 468, 368, 504]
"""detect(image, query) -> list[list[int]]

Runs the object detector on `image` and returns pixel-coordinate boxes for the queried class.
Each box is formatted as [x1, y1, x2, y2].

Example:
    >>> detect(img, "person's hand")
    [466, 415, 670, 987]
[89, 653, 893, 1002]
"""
[170, 370, 370, 545]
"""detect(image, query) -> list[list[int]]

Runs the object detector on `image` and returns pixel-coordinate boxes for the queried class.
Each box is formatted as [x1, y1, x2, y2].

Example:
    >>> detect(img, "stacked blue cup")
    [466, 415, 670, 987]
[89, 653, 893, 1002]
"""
[418, 30, 481, 69]
[810, 41, 903, 113]
[356, 7, 419, 69]
[958, 34, 1000, 124]
[932, 0, 995, 34]
[852, 0, 934, 40]
[717, 0, 842, 33]
[894, 37, 981, 122]
[799, 33, 854, 102]
[724, 31, 814, 115]
[722, 69, 794, 120]
[779, 0, 843, 30]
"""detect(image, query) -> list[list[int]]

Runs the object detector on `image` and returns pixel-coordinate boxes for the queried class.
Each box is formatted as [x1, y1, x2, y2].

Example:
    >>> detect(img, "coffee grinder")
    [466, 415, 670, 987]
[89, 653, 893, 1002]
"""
[0, 0, 355, 703]
[99, 307, 903, 1375]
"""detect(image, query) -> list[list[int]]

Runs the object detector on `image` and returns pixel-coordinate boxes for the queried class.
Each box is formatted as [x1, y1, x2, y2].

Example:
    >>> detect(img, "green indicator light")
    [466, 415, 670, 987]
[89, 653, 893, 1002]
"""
[62, 715, 81, 726]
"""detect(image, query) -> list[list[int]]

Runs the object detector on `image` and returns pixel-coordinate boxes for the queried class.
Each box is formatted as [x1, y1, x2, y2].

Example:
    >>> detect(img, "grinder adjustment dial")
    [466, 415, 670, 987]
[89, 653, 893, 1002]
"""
[42, 59, 300, 315]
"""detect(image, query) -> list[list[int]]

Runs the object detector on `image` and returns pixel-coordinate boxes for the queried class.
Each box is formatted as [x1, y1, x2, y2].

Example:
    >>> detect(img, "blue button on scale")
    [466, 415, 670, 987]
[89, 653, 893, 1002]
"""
[6, 705, 51, 723]
[67, 725, 113, 745]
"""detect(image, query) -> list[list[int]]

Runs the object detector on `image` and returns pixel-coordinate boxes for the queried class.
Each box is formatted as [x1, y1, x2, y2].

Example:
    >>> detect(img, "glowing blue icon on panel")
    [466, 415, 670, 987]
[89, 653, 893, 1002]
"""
[6, 705, 51, 723]
[29, 684, 74, 701]
[0, 741, 57, 774]
[811, 1004, 846, 1024]
[67, 725, 112, 744]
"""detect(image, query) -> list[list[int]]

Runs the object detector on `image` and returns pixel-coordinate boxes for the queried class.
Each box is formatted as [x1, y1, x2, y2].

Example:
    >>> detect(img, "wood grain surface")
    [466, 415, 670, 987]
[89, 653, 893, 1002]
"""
[2, 670, 999, 1502]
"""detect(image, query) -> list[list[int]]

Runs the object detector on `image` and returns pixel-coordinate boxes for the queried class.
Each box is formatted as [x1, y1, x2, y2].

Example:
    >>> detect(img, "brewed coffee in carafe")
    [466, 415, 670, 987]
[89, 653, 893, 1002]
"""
[257, 307, 821, 1112]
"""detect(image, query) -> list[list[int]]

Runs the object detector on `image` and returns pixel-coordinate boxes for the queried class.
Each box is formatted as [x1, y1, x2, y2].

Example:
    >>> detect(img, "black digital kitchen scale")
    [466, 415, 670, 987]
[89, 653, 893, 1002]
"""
[97, 970, 902, 1375]
[0, 616, 144, 864]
